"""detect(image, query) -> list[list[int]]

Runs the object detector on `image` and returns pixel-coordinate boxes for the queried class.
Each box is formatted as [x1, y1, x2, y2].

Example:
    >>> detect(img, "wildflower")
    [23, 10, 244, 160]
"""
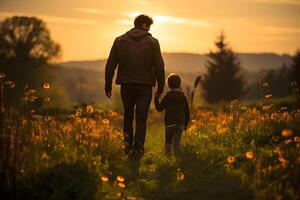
[5, 80, 15, 88]
[280, 107, 287, 111]
[86, 105, 94, 113]
[109, 111, 117, 117]
[118, 182, 126, 188]
[75, 109, 82, 117]
[294, 136, 300, 142]
[0, 72, 5, 80]
[281, 129, 292, 137]
[100, 175, 109, 182]
[43, 83, 50, 89]
[284, 139, 292, 144]
[291, 81, 298, 87]
[292, 88, 300, 93]
[28, 89, 36, 93]
[57, 90, 63, 96]
[102, 119, 110, 125]
[227, 156, 235, 164]
[278, 156, 288, 167]
[264, 94, 272, 99]
[272, 136, 280, 142]
[62, 124, 73, 133]
[274, 147, 281, 155]
[262, 82, 269, 87]
[116, 175, 125, 182]
[176, 171, 185, 182]
[245, 151, 254, 159]
[44, 97, 50, 102]
[117, 192, 124, 198]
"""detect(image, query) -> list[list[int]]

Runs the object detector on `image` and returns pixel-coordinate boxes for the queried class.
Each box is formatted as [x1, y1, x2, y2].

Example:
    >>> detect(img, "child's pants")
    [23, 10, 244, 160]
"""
[165, 125, 184, 155]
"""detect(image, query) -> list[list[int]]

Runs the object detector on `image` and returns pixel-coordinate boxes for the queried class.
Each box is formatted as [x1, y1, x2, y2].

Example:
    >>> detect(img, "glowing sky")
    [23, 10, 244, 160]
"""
[0, 0, 300, 61]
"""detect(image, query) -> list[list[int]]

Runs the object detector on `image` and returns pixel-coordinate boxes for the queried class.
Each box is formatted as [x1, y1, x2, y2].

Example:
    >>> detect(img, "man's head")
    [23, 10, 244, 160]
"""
[167, 73, 181, 89]
[134, 14, 153, 31]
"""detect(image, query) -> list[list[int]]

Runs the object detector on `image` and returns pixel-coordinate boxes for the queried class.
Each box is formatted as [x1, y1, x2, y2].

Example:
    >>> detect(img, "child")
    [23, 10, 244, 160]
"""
[154, 73, 190, 156]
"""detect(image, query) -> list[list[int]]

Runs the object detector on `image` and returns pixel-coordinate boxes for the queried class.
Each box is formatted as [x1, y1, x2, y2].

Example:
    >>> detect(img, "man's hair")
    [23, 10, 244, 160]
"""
[167, 73, 181, 89]
[134, 14, 153, 28]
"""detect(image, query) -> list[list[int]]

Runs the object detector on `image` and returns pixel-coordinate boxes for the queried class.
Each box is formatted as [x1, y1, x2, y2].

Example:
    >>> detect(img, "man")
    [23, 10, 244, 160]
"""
[105, 14, 165, 159]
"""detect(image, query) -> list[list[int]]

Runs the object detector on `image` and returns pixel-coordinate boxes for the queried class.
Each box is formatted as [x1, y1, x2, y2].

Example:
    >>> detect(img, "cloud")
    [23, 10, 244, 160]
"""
[74, 8, 105, 14]
[125, 12, 210, 27]
[117, 19, 132, 26]
[251, 0, 300, 5]
[0, 11, 97, 25]
[263, 25, 300, 34]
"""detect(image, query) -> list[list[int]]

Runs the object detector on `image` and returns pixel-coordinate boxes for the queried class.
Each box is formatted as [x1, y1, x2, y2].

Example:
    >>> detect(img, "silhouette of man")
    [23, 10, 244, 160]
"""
[105, 14, 165, 159]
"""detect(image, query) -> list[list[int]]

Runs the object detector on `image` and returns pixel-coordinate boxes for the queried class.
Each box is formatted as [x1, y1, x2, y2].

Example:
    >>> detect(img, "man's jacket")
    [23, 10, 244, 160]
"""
[105, 27, 165, 93]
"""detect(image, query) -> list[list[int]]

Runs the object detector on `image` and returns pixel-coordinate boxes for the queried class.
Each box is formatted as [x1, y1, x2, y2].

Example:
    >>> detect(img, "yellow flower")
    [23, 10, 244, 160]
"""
[86, 105, 94, 113]
[109, 111, 117, 117]
[44, 97, 50, 102]
[272, 136, 280, 142]
[245, 151, 254, 159]
[291, 81, 298, 87]
[227, 156, 235, 164]
[43, 83, 50, 89]
[102, 119, 110, 125]
[262, 82, 269, 87]
[57, 90, 63, 96]
[5, 80, 15, 88]
[264, 94, 272, 99]
[176, 172, 185, 182]
[100, 175, 109, 182]
[293, 136, 300, 142]
[284, 139, 292, 144]
[116, 175, 125, 182]
[0, 72, 5, 80]
[281, 129, 292, 137]
[118, 182, 126, 188]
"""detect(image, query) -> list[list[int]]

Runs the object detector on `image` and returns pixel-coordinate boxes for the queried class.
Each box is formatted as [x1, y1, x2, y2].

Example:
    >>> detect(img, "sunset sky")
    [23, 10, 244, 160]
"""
[1, 0, 300, 61]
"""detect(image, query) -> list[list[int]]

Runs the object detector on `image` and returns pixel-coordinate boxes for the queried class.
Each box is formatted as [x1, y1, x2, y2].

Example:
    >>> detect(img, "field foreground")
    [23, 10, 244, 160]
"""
[1, 101, 300, 200]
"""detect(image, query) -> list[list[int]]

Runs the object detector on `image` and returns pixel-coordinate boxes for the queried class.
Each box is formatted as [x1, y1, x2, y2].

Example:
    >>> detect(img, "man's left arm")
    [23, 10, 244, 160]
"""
[153, 39, 165, 97]
[105, 38, 119, 98]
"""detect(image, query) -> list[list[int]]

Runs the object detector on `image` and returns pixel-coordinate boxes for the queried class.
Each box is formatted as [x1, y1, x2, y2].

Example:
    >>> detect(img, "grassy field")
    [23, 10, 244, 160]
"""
[0, 97, 300, 199]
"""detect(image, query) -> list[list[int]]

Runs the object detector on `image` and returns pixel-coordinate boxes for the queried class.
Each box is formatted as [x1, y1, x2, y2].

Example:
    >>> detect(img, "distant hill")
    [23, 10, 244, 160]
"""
[59, 52, 292, 73]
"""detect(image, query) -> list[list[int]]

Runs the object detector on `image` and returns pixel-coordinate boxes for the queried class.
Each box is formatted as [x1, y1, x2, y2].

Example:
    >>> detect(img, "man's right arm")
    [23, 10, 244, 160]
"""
[105, 38, 119, 96]
[153, 39, 165, 95]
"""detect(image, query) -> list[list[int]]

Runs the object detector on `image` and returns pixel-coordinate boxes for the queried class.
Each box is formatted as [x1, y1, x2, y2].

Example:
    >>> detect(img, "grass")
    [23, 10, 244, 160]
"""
[0, 99, 299, 200]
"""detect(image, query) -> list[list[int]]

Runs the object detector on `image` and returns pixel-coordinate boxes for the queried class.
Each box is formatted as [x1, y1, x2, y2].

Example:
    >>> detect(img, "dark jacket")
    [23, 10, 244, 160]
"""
[154, 90, 190, 127]
[105, 28, 165, 93]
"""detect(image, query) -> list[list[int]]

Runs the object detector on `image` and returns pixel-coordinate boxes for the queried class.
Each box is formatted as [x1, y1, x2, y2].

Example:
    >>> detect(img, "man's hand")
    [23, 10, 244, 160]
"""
[105, 90, 112, 98]
[155, 92, 162, 99]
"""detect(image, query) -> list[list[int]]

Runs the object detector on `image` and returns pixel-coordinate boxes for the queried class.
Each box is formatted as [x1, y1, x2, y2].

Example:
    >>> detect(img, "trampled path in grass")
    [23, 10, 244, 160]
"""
[109, 122, 253, 200]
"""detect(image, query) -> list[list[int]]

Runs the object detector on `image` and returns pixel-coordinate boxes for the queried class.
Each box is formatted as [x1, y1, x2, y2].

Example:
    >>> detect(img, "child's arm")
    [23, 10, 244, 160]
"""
[154, 95, 166, 112]
[184, 96, 190, 130]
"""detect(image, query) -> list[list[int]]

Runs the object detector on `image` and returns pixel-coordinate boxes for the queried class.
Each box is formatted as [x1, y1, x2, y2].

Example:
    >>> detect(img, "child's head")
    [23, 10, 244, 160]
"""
[167, 73, 181, 89]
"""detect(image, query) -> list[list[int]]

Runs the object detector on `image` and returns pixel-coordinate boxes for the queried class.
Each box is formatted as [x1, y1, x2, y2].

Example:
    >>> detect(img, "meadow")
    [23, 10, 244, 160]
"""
[0, 80, 300, 200]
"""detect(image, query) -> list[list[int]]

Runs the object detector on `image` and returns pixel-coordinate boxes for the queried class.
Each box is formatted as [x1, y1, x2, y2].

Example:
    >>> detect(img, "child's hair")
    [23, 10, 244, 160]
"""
[167, 73, 181, 89]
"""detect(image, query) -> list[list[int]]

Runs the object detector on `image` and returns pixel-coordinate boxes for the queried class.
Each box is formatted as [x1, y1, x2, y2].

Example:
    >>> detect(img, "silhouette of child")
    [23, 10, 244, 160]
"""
[154, 73, 190, 155]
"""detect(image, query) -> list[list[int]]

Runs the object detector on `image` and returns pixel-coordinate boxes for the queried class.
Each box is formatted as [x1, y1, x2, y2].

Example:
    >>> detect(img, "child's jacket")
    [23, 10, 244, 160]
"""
[154, 90, 190, 128]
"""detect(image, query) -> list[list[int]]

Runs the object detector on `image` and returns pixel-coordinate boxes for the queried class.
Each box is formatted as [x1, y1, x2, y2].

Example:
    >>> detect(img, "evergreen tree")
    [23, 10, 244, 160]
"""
[202, 33, 244, 103]
[289, 50, 300, 86]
